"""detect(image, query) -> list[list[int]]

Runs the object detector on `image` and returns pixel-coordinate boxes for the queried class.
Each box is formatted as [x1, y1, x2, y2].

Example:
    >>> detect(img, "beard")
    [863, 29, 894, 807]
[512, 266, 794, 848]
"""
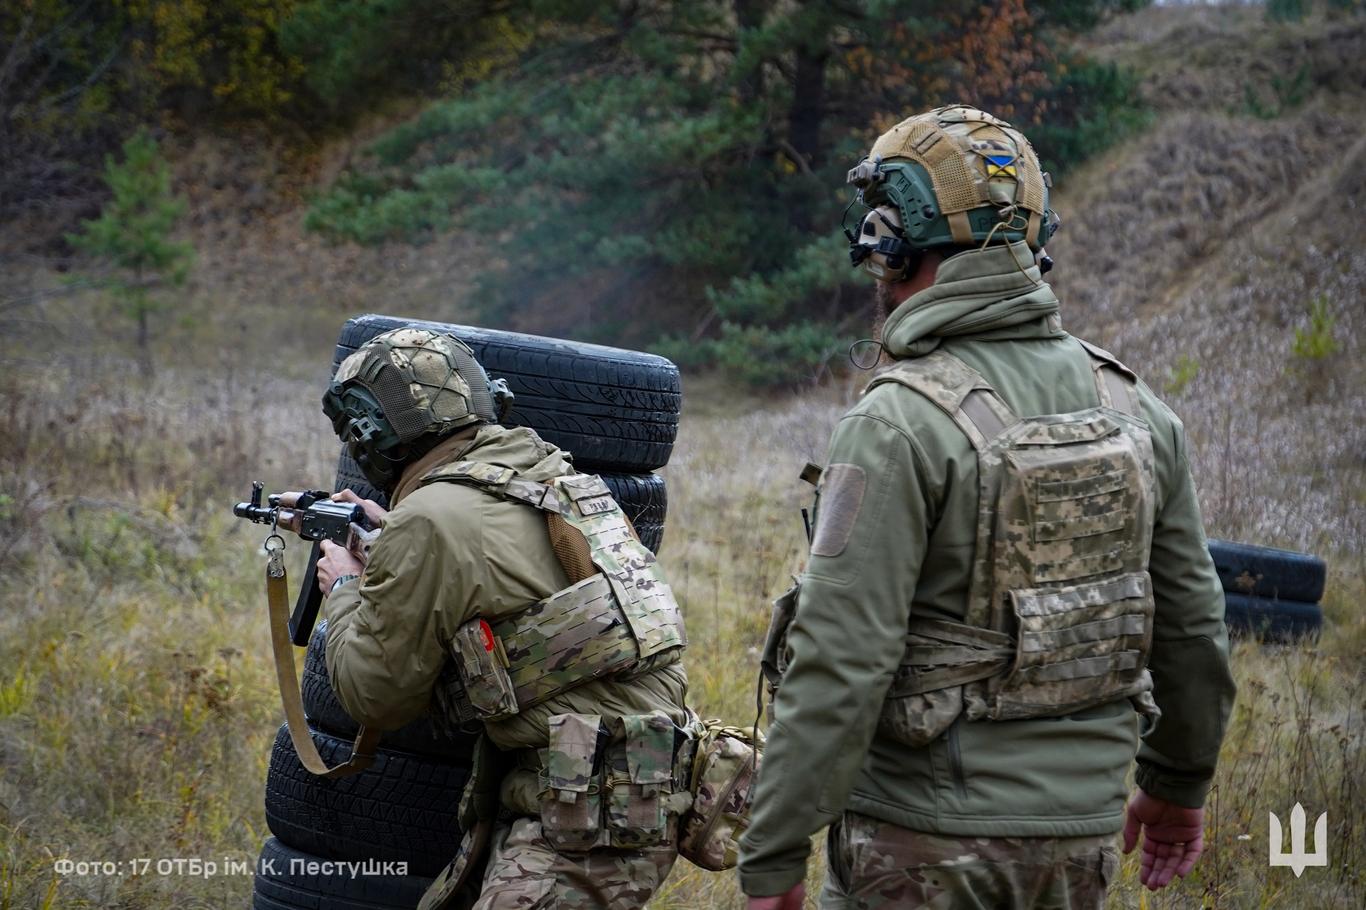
[873, 280, 897, 344]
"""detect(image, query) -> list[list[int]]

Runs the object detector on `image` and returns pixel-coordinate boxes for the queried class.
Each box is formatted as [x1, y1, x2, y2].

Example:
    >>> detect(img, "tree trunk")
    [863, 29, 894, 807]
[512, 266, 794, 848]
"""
[734, 0, 769, 105]
[784, 37, 828, 232]
[136, 302, 153, 379]
[786, 44, 827, 170]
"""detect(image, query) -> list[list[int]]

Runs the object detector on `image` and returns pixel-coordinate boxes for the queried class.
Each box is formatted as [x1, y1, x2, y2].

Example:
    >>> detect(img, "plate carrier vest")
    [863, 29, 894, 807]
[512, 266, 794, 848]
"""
[865, 342, 1161, 742]
[418, 462, 686, 724]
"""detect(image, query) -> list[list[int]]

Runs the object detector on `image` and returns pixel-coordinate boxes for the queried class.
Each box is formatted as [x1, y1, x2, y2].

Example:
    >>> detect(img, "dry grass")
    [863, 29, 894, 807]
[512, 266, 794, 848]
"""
[0, 364, 1361, 909]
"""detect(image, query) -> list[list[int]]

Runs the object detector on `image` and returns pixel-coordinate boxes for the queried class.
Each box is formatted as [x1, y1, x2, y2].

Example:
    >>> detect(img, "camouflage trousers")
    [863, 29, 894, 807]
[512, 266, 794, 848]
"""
[472, 816, 677, 909]
[819, 812, 1119, 910]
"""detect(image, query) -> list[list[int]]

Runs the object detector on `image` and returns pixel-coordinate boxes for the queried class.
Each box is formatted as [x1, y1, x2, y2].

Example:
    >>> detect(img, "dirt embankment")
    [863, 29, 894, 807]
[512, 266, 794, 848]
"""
[1049, 3, 1365, 555]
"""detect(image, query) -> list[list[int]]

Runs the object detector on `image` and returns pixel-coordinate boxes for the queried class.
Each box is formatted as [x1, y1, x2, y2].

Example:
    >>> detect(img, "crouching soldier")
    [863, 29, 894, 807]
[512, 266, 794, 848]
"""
[313, 328, 692, 909]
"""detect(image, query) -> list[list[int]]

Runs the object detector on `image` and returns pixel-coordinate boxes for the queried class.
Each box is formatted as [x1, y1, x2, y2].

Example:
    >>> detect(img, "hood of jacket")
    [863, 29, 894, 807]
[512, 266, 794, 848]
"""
[392, 423, 571, 505]
[881, 240, 1064, 358]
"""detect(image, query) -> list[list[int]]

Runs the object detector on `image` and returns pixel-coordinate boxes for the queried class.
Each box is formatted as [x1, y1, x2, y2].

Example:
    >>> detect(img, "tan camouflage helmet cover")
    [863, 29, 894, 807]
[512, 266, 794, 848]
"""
[332, 328, 497, 443]
[859, 104, 1055, 250]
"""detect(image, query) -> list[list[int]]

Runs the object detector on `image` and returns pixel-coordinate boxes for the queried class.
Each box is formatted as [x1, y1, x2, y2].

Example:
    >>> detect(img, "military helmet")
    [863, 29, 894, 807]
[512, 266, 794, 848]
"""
[321, 328, 511, 490]
[846, 104, 1059, 281]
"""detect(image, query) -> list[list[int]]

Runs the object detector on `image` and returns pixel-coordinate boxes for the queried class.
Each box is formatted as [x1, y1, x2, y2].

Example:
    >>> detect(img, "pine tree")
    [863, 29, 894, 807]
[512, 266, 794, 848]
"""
[68, 130, 193, 376]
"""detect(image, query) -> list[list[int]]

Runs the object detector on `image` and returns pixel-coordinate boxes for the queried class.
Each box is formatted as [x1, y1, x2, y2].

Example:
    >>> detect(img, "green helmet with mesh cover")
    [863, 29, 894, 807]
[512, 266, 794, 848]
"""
[846, 105, 1060, 281]
[322, 328, 512, 491]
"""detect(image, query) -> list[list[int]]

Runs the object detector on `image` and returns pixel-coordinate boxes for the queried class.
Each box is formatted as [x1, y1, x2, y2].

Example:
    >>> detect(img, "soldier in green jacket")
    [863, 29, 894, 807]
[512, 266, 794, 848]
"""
[739, 106, 1237, 909]
[313, 328, 692, 910]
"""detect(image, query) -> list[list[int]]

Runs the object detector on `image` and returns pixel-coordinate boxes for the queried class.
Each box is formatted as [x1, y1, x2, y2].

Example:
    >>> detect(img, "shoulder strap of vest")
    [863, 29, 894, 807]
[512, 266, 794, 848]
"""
[1076, 339, 1142, 419]
[419, 459, 565, 513]
[865, 350, 1020, 451]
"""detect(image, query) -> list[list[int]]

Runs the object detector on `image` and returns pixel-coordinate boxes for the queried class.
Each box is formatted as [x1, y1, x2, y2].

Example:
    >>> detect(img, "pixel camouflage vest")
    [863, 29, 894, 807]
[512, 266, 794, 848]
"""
[867, 342, 1161, 745]
[418, 462, 686, 723]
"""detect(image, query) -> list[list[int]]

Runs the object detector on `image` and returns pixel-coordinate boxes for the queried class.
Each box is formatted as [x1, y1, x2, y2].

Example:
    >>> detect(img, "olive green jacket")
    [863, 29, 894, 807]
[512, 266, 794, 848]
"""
[323, 424, 689, 755]
[738, 242, 1236, 897]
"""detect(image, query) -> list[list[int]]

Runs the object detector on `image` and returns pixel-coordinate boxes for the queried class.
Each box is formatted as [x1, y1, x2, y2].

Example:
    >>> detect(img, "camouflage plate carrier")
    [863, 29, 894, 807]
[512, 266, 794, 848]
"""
[764, 343, 1161, 747]
[417, 461, 686, 723]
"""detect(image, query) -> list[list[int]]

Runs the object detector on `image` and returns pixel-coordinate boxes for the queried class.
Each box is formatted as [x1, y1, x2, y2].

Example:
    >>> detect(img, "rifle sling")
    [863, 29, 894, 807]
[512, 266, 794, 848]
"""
[267, 549, 379, 778]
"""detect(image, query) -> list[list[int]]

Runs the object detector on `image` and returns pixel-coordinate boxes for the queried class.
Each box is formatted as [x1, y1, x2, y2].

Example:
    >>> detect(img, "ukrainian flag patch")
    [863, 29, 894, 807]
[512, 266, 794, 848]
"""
[985, 154, 1017, 178]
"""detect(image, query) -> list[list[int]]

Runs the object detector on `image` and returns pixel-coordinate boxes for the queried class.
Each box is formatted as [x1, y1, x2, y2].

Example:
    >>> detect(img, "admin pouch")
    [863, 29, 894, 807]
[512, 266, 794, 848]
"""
[677, 720, 762, 871]
[866, 343, 1161, 743]
[538, 711, 694, 851]
[419, 464, 686, 722]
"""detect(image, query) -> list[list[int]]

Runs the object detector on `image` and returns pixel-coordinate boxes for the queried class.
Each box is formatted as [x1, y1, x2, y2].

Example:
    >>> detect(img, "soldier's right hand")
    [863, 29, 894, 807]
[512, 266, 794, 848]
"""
[1123, 788, 1204, 891]
[332, 489, 388, 528]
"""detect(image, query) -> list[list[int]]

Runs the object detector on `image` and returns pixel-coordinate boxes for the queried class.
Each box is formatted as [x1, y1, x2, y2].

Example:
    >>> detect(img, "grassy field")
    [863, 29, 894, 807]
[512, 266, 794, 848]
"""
[0, 357, 1361, 909]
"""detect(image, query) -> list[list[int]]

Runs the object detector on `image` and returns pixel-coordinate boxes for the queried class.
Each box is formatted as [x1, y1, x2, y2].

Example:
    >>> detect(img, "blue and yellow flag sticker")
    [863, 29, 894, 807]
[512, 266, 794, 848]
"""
[985, 154, 1017, 178]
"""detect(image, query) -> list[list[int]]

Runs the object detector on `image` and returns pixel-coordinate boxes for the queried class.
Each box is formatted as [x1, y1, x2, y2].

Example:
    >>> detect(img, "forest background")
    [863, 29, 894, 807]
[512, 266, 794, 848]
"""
[1, 0, 1364, 908]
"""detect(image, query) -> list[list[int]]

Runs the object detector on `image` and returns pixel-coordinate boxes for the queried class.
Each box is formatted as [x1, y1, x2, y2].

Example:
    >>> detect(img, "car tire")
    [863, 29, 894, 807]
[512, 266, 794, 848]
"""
[252, 836, 434, 910]
[263, 724, 467, 878]
[302, 620, 477, 760]
[1208, 539, 1327, 603]
[331, 453, 668, 554]
[1223, 593, 1323, 641]
[332, 313, 681, 474]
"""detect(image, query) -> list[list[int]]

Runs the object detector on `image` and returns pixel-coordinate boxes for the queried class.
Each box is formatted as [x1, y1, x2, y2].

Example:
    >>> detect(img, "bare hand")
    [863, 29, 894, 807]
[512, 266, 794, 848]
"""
[317, 539, 365, 594]
[1122, 788, 1204, 890]
[332, 489, 388, 528]
[747, 883, 805, 910]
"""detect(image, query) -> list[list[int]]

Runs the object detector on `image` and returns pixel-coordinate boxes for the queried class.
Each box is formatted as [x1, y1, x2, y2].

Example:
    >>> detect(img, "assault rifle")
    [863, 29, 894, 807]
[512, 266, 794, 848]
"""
[233, 482, 377, 646]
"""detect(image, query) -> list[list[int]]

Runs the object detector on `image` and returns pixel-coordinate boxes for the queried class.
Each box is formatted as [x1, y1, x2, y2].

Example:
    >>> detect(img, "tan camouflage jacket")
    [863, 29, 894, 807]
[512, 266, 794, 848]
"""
[323, 424, 690, 755]
[738, 242, 1236, 897]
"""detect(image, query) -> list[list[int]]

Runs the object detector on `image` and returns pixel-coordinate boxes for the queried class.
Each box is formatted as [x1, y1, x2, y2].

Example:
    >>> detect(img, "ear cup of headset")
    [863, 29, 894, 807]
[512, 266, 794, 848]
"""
[853, 206, 916, 282]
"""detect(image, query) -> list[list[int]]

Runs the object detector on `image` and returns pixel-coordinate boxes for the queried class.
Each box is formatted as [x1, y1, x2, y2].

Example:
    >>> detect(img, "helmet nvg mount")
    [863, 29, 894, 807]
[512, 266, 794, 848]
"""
[321, 328, 513, 491]
[845, 105, 1060, 282]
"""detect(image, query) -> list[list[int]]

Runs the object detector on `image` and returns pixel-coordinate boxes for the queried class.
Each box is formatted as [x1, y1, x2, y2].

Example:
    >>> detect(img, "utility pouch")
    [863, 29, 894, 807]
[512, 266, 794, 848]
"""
[678, 721, 762, 872]
[759, 581, 799, 724]
[990, 572, 1156, 720]
[451, 618, 518, 720]
[540, 713, 604, 850]
[878, 686, 964, 748]
[878, 618, 1012, 746]
[605, 712, 681, 849]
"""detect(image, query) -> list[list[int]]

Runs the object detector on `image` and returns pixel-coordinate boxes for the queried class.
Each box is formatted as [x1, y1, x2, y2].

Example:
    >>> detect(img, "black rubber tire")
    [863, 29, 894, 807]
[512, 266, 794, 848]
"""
[331, 452, 668, 555]
[263, 724, 467, 878]
[332, 314, 681, 473]
[1223, 593, 1323, 642]
[252, 836, 433, 910]
[1208, 539, 1327, 603]
[303, 620, 478, 759]
[601, 471, 667, 554]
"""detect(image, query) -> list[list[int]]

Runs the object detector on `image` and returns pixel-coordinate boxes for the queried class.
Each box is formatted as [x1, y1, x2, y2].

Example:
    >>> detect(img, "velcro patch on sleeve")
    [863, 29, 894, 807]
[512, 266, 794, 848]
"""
[810, 463, 867, 558]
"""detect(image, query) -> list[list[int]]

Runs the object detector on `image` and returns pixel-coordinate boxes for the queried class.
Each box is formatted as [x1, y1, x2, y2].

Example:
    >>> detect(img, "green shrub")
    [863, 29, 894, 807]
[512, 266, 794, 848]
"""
[1163, 354, 1200, 396]
[1242, 64, 1311, 119]
[1027, 58, 1151, 178]
[1267, 0, 1308, 23]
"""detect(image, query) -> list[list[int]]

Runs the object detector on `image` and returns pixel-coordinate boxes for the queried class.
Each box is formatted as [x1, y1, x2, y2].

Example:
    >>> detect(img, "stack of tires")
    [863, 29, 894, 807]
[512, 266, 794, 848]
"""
[252, 316, 682, 909]
[1209, 539, 1327, 641]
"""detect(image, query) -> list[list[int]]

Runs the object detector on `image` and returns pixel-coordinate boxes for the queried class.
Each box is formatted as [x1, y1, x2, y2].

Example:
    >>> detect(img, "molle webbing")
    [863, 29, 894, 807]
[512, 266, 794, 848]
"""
[867, 343, 1158, 728]
[555, 474, 685, 660]
[423, 460, 685, 722]
[421, 460, 565, 512]
[493, 575, 639, 707]
[885, 619, 1013, 696]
